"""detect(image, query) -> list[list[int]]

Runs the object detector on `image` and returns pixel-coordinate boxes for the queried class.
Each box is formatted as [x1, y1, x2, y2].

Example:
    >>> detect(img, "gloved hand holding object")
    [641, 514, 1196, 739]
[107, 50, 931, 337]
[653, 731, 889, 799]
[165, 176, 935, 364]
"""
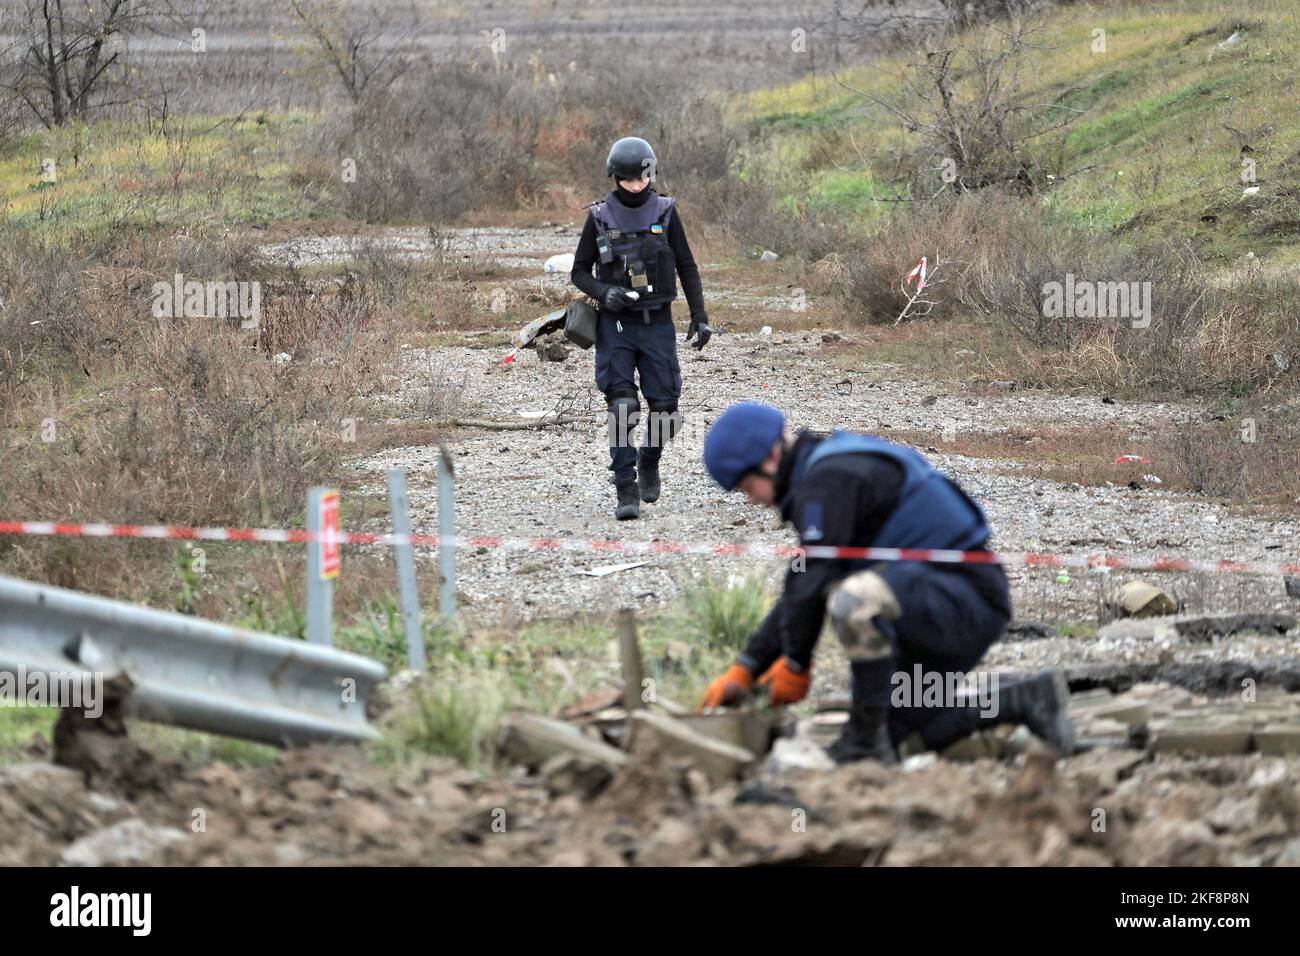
[757, 656, 811, 705]
[601, 287, 640, 312]
[698, 663, 753, 709]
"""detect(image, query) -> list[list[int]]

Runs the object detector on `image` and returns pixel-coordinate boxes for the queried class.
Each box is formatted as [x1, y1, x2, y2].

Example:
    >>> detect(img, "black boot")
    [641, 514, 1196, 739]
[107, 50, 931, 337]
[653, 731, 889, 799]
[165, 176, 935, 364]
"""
[826, 704, 898, 765]
[615, 480, 641, 520]
[829, 661, 898, 764]
[637, 448, 661, 503]
[994, 670, 1075, 755]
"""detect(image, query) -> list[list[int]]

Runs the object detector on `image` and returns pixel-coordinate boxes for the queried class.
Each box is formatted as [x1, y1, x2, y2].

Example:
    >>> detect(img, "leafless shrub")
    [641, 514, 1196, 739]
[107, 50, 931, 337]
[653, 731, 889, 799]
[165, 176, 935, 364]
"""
[286, 0, 414, 102]
[844, 9, 1080, 196]
[302, 68, 542, 223]
[0, 224, 405, 598]
[413, 352, 476, 424]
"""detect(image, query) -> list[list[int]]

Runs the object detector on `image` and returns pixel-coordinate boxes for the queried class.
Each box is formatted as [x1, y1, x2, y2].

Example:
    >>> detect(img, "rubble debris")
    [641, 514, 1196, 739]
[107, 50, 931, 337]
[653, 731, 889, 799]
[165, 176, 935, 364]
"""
[1068, 659, 1300, 696]
[799, 711, 848, 748]
[1151, 720, 1253, 756]
[683, 709, 780, 756]
[628, 711, 757, 783]
[1104, 580, 1177, 619]
[1254, 725, 1300, 756]
[751, 835, 885, 868]
[499, 712, 631, 771]
[510, 307, 567, 350]
[60, 818, 187, 867]
[1002, 619, 1057, 641]
[1097, 611, 1296, 643]
[634, 818, 706, 866]
[1068, 681, 1300, 756]
[540, 754, 615, 799]
[539, 341, 570, 362]
[559, 687, 623, 720]
[764, 736, 835, 773]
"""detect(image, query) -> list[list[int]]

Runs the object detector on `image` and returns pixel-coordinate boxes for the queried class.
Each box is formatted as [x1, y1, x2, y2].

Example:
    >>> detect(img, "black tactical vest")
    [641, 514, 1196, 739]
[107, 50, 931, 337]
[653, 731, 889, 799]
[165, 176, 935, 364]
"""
[589, 191, 678, 314]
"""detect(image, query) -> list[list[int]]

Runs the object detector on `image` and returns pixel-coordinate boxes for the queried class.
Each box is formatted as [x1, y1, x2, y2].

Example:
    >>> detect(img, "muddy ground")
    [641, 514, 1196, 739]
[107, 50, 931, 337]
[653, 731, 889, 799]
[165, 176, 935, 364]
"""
[8, 223, 1300, 866]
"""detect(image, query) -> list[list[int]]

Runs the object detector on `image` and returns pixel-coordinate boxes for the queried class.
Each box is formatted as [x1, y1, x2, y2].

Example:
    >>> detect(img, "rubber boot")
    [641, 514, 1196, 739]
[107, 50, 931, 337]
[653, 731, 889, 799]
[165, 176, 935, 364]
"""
[826, 704, 898, 765]
[992, 670, 1075, 755]
[615, 480, 641, 520]
[637, 448, 661, 503]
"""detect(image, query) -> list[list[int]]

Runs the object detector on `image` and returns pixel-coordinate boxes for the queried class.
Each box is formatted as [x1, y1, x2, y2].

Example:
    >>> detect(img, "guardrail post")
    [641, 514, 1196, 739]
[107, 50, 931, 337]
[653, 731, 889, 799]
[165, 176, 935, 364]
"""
[437, 450, 456, 622]
[386, 469, 426, 672]
[306, 487, 334, 645]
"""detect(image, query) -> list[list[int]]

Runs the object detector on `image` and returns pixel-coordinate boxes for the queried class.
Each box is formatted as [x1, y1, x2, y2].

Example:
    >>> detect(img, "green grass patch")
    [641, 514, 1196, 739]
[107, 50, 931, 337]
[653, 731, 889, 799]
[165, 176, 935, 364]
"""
[0, 113, 318, 239]
[738, 1, 1300, 264]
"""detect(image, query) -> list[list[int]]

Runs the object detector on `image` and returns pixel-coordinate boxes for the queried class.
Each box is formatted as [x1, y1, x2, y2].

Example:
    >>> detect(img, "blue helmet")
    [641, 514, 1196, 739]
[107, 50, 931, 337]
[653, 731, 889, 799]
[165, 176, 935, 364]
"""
[703, 402, 786, 491]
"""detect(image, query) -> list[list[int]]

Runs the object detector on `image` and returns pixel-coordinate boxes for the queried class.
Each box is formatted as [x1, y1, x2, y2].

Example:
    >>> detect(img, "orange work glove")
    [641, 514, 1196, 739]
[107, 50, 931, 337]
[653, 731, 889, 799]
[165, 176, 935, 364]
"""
[698, 663, 754, 710]
[757, 657, 811, 705]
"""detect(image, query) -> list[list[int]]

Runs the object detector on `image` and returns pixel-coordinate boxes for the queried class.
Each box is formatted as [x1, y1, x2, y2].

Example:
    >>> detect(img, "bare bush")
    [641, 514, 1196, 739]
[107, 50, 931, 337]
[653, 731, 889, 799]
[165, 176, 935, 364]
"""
[302, 68, 542, 223]
[0, 224, 406, 598]
[845, 10, 1080, 196]
[286, 0, 414, 102]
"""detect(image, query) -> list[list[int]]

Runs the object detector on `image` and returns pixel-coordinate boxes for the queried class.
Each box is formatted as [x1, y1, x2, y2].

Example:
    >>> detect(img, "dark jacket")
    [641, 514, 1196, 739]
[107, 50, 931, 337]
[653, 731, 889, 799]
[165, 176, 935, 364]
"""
[738, 431, 1010, 672]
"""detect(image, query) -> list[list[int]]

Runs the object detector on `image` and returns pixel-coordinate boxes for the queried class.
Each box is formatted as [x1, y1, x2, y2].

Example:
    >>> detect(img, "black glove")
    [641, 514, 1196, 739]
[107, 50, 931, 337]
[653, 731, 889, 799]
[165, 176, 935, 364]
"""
[686, 314, 712, 350]
[601, 287, 639, 313]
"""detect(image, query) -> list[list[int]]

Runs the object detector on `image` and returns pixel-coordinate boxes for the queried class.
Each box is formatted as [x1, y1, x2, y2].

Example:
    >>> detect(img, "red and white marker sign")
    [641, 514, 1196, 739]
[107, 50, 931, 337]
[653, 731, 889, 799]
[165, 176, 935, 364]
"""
[320, 490, 341, 580]
[905, 257, 928, 294]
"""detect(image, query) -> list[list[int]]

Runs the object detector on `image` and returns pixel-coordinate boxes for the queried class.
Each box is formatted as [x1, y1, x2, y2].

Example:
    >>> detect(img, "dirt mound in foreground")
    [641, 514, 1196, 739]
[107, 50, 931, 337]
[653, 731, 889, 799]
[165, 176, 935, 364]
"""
[3, 732, 1298, 866]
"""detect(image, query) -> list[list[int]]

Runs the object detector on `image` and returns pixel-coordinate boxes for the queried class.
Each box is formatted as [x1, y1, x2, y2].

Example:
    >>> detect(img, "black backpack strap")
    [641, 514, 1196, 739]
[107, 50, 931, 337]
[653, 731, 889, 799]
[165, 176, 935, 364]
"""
[588, 201, 614, 239]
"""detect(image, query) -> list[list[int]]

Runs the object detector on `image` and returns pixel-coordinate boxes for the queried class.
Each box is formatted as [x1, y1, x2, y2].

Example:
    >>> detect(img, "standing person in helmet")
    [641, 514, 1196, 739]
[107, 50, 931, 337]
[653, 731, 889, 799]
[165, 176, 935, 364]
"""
[570, 136, 711, 521]
[697, 402, 1075, 764]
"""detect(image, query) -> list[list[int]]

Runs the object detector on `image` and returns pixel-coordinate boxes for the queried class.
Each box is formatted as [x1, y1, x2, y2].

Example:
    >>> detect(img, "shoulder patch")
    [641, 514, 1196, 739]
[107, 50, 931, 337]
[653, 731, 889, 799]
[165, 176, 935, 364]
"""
[798, 500, 825, 542]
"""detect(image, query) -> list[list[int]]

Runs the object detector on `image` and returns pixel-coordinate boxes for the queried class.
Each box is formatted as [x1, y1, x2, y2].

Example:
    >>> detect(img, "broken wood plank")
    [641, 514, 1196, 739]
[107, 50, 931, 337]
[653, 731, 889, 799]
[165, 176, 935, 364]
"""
[618, 608, 645, 715]
[629, 710, 756, 783]
[499, 712, 631, 770]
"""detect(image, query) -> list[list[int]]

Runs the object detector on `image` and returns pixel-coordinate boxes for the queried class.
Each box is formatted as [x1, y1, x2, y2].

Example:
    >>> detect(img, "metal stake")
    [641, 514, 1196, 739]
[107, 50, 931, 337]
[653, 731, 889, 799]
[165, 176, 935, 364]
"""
[387, 469, 425, 672]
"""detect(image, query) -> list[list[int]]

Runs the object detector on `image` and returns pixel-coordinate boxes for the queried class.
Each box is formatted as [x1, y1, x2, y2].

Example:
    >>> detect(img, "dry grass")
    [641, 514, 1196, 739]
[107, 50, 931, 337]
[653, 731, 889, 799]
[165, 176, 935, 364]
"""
[0, 224, 409, 604]
[888, 411, 1300, 514]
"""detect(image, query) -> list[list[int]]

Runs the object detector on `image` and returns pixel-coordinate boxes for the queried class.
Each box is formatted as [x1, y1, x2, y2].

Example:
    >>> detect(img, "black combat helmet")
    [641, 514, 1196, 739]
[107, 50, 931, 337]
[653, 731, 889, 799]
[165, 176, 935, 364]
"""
[606, 136, 657, 182]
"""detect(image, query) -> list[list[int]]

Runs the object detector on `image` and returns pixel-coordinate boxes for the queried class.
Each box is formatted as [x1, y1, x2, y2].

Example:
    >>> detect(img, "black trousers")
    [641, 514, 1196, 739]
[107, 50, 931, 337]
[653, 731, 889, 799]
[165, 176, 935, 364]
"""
[594, 312, 682, 485]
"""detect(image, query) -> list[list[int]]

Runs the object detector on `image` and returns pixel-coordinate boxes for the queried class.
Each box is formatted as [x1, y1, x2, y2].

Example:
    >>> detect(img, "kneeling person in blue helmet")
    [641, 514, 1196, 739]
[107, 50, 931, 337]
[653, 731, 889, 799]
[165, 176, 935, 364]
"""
[570, 136, 711, 521]
[699, 402, 1074, 764]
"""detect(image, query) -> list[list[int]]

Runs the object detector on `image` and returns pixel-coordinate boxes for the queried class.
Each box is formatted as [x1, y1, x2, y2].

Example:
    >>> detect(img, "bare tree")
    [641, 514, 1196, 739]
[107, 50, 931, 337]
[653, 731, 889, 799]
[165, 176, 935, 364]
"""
[8, 0, 159, 128]
[841, 11, 1083, 195]
[287, 0, 409, 103]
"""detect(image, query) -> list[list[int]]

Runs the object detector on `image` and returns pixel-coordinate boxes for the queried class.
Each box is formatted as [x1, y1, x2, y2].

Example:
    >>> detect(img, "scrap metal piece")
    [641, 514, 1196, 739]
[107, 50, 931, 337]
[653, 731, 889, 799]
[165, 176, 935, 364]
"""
[512, 307, 567, 350]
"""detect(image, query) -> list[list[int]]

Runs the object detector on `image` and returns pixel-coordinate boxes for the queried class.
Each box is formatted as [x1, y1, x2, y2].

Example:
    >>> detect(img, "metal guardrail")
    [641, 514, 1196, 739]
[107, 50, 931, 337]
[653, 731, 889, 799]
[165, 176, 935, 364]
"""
[0, 574, 386, 746]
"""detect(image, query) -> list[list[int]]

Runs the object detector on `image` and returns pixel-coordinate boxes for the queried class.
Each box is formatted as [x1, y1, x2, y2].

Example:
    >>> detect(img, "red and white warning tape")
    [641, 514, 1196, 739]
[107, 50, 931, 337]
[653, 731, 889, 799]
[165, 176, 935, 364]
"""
[0, 520, 1296, 576]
